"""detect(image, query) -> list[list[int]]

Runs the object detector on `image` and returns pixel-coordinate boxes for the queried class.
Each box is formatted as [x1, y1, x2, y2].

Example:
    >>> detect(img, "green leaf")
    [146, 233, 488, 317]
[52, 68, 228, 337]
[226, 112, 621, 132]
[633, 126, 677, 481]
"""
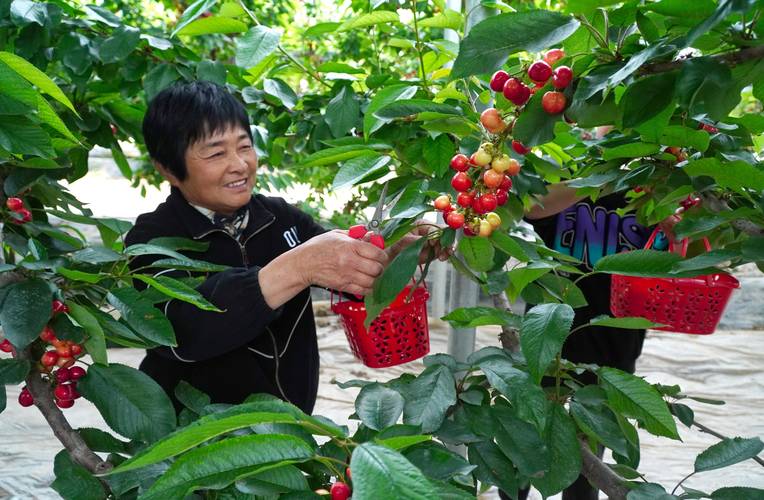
[676, 59, 737, 123]
[599, 367, 679, 439]
[125, 243, 192, 261]
[490, 232, 530, 262]
[235, 25, 281, 69]
[513, 86, 561, 147]
[422, 134, 454, 176]
[332, 154, 391, 191]
[493, 406, 549, 477]
[10, 0, 48, 26]
[0, 278, 52, 349]
[404, 442, 475, 481]
[51, 451, 107, 500]
[106, 288, 176, 346]
[695, 437, 764, 472]
[235, 465, 310, 496]
[337, 11, 400, 32]
[174, 380, 211, 414]
[468, 440, 518, 495]
[531, 404, 582, 497]
[451, 10, 579, 79]
[70, 246, 122, 264]
[140, 434, 314, 500]
[418, 9, 462, 30]
[374, 99, 462, 119]
[537, 274, 588, 308]
[36, 94, 78, 143]
[684, 158, 764, 192]
[304, 22, 340, 37]
[149, 257, 229, 272]
[178, 15, 248, 36]
[263, 78, 298, 109]
[133, 274, 221, 312]
[594, 249, 685, 277]
[143, 64, 180, 101]
[110, 142, 132, 179]
[589, 315, 664, 329]
[441, 306, 520, 329]
[669, 249, 738, 274]
[566, 91, 619, 127]
[350, 442, 439, 499]
[673, 214, 727, 240]
[78, 363, 176, 443]
[301, 145, 376, 167]
[478, 356, 547, 429]
[0, 116, 54, 157]
[402, 365, 456, 433]
[0, 51, 77, 114]
[520, 303, 574, 383]
[68, 303, 108, 365]
[602, 142, 661, 160]
[78, 428, 129, 454]
[98, 26, 141, 64]
[375, 434, 432, 451]
[458, 236, 495, 273]
[0, 358, 31, 384]
[711, 487, 764, 500]
[621, 72, 677, 128]
[742, 237, 764, 262]
[356, 383, 405, 431]
[171, 0, 218, 37]
[365, 238, 425, 326]
[627, 482, 677, 500]
[571, 392, 631, 456]
[659, 125, 710, 152]
[325, 86, 360, 138]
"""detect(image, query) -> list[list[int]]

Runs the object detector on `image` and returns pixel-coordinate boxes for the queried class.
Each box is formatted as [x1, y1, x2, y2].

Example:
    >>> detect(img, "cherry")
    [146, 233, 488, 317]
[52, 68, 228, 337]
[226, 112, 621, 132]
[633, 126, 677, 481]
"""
[512, 140, 531, 155]
[479, 219, 493, 237]
[483, 169, 505, 189]
[348, 224, 368, 239]
[13, 208, 32, 224]
[56, 343, 72, 358]
[471, 196, 487, 215]
[463, 223, 478, 237]
[56, 367, 72, 383]
[18, 388, 34, 407]
[499, 176, 512, 191]
[54, 384, 75, 401]
[552, 66, 573, 89]
[699, 123, 718, 133]
[41, 351, 59, 367]
[542, 91, 567, 114]
[70, 385, 81, 400]
[633, 186, 644, 193]
[57, 356, 74, 368]
[450, 153, 470, 172]
[446, 211, 465, 229]
[544, 48, 565, 66]
[503, 78, 531, 106]
[69, 366, 86, 380]
[434, 195, 451, 211]
[40, 326, 56, 343]
[6, 197, 23, 211]
[0, 339, 12, 353]
[491, 154, 511, 173]
[346, 467, 352, 481]
[496, 189, 509, 206]
[456, 192, 474, 208]
[451, 172, 472, 192]
[56, 398, 75, 409]
[473, 147, 492, 167]
[70, 344, 83, 356]
[480, 108, 506, 134]
[489, 70, 510, 92]
[52, 300, 69, 315]
[486, 212, 502, 228]
[505, 158, 521, 176]
[331, 482, 351, 500]
[666, 146, 687, 162]
[480, 193, 498, 212]
[528, 60, 553, 84]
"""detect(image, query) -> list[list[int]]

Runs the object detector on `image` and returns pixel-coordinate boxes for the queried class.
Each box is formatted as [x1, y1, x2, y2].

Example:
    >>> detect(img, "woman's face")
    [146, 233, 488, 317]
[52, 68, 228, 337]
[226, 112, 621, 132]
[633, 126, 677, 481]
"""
[166, 125, 257, 216]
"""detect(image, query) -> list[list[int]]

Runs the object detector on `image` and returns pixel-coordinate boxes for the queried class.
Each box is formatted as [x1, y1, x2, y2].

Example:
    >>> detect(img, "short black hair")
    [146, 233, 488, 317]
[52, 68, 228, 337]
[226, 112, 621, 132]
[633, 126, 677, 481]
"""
[142, 81, 252, 181]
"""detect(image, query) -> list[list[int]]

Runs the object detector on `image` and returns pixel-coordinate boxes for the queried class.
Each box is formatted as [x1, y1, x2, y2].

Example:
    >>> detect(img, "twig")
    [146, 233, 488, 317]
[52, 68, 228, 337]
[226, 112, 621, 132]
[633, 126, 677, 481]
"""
[491, 291, 520, 352]
[640, 45, 764, 75]
[700, 192, 764, 237]
[411, 0, 431, 95]
[579, 439, 630, 499]
[692, 420, 764, 467]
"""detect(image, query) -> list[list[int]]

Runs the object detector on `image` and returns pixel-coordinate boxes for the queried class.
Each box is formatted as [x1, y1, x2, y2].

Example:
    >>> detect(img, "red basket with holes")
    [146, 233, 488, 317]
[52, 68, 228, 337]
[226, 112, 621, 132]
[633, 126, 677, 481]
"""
[610, 228, 740, 335]
[331, 285, 430, 368]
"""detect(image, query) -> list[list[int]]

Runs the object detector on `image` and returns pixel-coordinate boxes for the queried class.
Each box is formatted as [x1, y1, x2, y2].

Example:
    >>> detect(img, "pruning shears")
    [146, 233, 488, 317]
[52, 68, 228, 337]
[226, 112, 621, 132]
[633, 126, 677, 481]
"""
[348, 182, 403, 249]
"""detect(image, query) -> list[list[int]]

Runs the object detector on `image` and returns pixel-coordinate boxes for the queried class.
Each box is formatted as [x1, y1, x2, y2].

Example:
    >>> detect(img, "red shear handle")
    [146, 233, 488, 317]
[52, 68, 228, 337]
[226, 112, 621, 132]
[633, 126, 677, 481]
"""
[348, 224, 385, 249]
[644, 227, 712, 257]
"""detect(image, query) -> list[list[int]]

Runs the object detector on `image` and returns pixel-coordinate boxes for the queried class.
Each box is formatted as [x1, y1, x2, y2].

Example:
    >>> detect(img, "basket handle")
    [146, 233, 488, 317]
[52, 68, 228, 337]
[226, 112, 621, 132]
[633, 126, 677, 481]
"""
[644, 227, 711, 257]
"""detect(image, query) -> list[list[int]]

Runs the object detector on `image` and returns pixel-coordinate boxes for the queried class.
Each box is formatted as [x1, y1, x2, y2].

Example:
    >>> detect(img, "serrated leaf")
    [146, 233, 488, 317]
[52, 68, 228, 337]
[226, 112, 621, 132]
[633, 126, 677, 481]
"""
[659, 125, 710, 152]
[68, 303, 108, 365]
[171, 0, 218, 37]
[350, 442, 439, 500]
[235, 25, 281, 69]
[458, 237, 495, 272]
[332, 153, 391, 190]
[374, 99, 462, 119]
[531, 404, 581, 496]
[521, 303, 574, 383]
[402, 365, 456, 433]
[356, 383, 405, 431]
[365, 238, 425, 326]
[325, 86, 360, 138]
[106, 287, 176, 346]
[695, 437, 764, 472]
[621, 72, 677, 128]
[589, 315, 664, 329]
[178, 16, 248, 36]
[602, 142, 661, 160]
[684, 158, 764, 192]
[0, 51, 77, 114]
[0, 358, 31, 384]
[0, 278, 52, 349]
[418, 9, 462, 30]
[441, 306, 520, 329]
[301, 145, 376, 167]
[337, 11, 400, 32]
[133, 274, 221, 312]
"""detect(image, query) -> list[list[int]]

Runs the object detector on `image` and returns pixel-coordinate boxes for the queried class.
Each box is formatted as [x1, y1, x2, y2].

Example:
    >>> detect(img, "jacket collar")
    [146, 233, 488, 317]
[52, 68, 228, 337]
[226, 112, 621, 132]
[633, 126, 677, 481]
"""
[167, 187, 276, 240]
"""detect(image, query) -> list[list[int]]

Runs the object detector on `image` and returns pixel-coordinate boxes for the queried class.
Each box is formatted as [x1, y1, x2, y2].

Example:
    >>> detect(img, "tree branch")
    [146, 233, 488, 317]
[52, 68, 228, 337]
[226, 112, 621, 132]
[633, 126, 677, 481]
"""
[700, 192, 764, 237]
[692, 419, 764, 467]
[579, 439, 630, 500]
[640, 45, 764, 75]
[19, 349, 113, 476]
[491, 292, 520, 353]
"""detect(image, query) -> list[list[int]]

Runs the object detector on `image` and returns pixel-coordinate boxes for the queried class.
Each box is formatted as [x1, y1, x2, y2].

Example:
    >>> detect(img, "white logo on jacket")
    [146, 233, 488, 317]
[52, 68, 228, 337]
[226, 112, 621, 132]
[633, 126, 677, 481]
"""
[283, 226, 301, 248]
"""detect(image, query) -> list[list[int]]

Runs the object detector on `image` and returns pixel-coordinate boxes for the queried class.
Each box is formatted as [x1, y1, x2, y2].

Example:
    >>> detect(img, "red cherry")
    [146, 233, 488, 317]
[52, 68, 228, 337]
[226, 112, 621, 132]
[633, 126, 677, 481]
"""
[0, 339, 12, 353]
[70, 344, 83, 356]
[348, 224, 368, 240]
[463, 224, 477, 237]
[512, 140, 531, 155]
[346, 467, 352, 481]
[56, 343, 72, 358]
[542, 91, 567, 114]
[700, 123, 718, 133]
[41, 351, 59, 367]
[40, 326, 56, 343]
[483, 169, 505, 189]
[480, 193, 498, 212]
[434, 195, 452, 212]
[57, 356, 74, 369]
[505, 159, 521, 176]
[489, 70, 510, 92]
[450, 153, 470, 172]
[471, 196, 486, 215]
[52, 300, 69, 315]
[6, 197, 24, 211]
[503, 78, 530, 106]
[496, 189, 509, 206]
[446, 211, 465, 229]
[18, 389, 34, 407]
[56, 398, 74, 409]
[528, 60, 553, 84]
[56, 367, 72, 383]
[451, 172, 472, 192]
[70, 384, 81, 399]
[544, 48, 565, 66]
[633, 186, 643, 193]
[500, 176, 512, 191]
[69, 366, 86, 380]
[13, 208, 32, 224]
[480, 108, 506, 134]
[552, 66, 573, 89]
[54, 384, 75, 401]
[331, 482, 352, 500]
[457, 192, 474, 208]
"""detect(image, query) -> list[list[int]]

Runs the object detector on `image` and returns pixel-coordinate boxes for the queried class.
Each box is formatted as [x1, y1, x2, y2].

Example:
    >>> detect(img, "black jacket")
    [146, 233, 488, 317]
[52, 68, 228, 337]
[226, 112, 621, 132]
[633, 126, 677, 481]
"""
[125, 188, 326, 414]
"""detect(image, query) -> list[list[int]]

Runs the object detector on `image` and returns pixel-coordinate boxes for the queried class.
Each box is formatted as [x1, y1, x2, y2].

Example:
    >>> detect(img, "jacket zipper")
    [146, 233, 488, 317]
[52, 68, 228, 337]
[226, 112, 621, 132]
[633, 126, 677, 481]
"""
[192, 216, 275, 269]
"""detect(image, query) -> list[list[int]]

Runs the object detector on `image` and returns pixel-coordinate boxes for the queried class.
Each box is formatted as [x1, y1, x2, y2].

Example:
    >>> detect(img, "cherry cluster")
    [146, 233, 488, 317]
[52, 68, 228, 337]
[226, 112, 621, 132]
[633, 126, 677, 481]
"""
[1, 299, 89, 410]
[5, 197, 32, 225]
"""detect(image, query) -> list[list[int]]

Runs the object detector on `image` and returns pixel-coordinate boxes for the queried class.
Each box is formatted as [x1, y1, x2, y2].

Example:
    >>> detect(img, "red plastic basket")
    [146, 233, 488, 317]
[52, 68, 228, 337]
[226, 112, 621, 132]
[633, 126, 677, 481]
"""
[610, 228, 740, 335]
[331, 285, 430, 368]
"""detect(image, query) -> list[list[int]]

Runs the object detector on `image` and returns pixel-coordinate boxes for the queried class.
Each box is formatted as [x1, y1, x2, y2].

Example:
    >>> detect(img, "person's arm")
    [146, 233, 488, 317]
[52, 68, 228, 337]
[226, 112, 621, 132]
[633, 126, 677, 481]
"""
[525, 182, 588, 220]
